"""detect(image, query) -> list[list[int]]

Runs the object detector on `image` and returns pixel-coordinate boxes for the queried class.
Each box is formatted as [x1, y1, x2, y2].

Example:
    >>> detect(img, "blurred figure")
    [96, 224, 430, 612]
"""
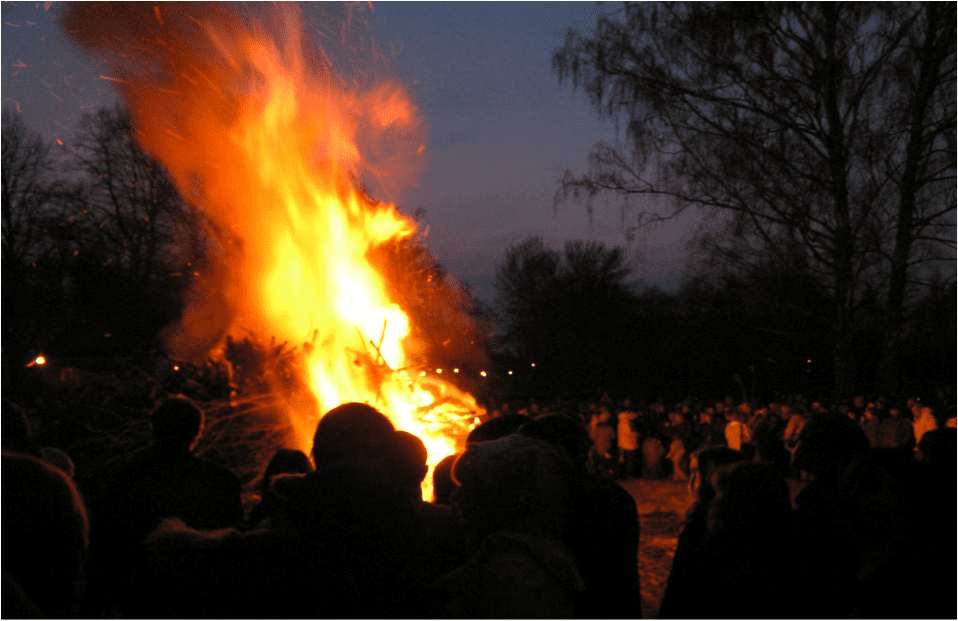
[589, 406, 616, 478]
[877, 404, 915, 452]
[2, 451, 90, 619]
[911, 404, 938, 447]
[616, 400, 640, 480]
[724, 407, 752, 453]
[641, 433, 666, 480]
[860, 403, 881, 447]
[665, 435, 687, 481]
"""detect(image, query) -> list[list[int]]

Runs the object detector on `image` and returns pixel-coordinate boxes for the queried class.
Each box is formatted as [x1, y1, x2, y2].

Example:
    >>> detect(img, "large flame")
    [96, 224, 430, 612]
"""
[65, 3, 482, 492]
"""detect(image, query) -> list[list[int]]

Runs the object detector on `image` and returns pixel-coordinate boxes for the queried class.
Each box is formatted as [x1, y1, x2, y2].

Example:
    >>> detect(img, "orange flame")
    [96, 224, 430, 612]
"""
[66, 3, 481, 495]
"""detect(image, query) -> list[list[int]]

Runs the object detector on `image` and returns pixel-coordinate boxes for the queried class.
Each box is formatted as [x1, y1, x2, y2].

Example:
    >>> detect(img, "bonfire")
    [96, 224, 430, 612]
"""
[65, 3, 485, 497]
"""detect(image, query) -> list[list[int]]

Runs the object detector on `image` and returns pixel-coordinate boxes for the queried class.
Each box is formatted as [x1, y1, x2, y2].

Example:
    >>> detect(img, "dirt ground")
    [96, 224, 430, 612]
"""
[619, 479, 692, 619]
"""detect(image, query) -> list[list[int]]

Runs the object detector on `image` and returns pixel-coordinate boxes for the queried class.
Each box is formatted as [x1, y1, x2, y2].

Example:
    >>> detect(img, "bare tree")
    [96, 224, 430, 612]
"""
[553, 2, 956, 396]
[72, 106, 206, 290]
[2, 109, 55, 275]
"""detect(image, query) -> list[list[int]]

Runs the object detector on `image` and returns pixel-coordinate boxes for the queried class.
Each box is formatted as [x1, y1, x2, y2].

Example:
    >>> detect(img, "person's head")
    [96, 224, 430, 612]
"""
[519, 413, 591, 468]
[261, 448, 312, 495]
[689, 446, 745, 505]
[2, 451, 89, 618]
[311, 402, 396, 470]
[151, 395, 203, 451]
[791, 412, 869, 480]
[392, 430, 429, 500]
[465, 414, 527, 444]
[452, 435, 570, 542]
[916, 428, 956, 469]
[706, 461, 792, 540]
[432, 453, 459, 506]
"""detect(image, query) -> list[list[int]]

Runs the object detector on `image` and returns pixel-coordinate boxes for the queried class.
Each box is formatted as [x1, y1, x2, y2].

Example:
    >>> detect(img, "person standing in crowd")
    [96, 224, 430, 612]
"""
[96, 395, 243, 617]
[3, 451, 90, 619]
[877, 404, 915, 451]
[724, 407, 752, 453]
[616, 399, 640, 480]
[433, 435, 585, 618]
[590, 405, 616, 478]
[912, 404, 939, 447]
[859, 403, 881, 448]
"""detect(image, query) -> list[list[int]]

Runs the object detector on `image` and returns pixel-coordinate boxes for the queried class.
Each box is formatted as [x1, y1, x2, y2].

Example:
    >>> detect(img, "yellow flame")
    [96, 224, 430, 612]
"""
[110, 7, 481, 498]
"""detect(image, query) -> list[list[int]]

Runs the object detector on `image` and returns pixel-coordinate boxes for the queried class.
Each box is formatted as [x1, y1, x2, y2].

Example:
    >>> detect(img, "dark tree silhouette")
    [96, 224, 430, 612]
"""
[553, 2, 956, 397]
[73, 106, 204, 290]
[2, 110, 86, 371]
[495, 237, 639, 399]
[2, 109, 55, 274]
[67, 106, 216, 352]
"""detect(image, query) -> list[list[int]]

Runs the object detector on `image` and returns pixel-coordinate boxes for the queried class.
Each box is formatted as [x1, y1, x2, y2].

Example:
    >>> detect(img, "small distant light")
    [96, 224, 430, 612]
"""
[419, 370, 427, 377]
[436, 368, 443, 374]
[27, 355, 46, 367]
[453, 368, 460, 373]
[807, 359, 812, 364]
[480, 371, 487, 377]
[530, 362, 536, 368]
[508, 370, 513, 375]
[173, 365, 180, 371]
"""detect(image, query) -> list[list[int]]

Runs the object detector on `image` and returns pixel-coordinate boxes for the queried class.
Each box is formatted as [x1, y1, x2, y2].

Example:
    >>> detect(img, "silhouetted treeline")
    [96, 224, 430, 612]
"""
[491, 237, 955, 405]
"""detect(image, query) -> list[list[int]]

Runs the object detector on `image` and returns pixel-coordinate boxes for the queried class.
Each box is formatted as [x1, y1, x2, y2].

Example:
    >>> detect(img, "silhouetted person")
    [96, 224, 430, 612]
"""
[432, 435, 584, 618]
[2, 399, 40, 457]
[121, 396, 244, 532]
[2, 451, 90, 618]
[659, 447, 744, 619]
[519, 414, 641, 618]
[904, 427, 957, 618]
[465, 413, 527, 444]
[690, 461, 808, 618]
[391, 430, 467, 591]
[104, 396, 242, 617]
[245, 448, 312, 529]
[791, 412, 870, 617]
[877, 404, 915, 452]
[432, 452, 459, 506]
[140, 402, 434, 618]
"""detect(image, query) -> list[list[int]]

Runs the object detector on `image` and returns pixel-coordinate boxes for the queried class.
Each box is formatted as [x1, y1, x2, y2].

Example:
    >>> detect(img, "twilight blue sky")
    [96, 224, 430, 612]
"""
[2, 1, 695, 304]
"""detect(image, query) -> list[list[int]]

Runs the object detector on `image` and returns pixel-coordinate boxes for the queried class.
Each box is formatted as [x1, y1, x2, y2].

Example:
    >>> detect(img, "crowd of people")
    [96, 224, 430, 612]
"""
[2, 387, 955, 618]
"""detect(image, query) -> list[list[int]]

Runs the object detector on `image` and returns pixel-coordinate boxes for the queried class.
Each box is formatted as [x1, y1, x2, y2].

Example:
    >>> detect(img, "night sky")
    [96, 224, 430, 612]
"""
[2, 1, 695, 304]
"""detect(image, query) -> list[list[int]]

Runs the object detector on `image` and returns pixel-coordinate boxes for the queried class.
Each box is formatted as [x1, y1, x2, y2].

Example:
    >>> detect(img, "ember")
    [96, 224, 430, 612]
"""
[65, 3, 483, 496]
